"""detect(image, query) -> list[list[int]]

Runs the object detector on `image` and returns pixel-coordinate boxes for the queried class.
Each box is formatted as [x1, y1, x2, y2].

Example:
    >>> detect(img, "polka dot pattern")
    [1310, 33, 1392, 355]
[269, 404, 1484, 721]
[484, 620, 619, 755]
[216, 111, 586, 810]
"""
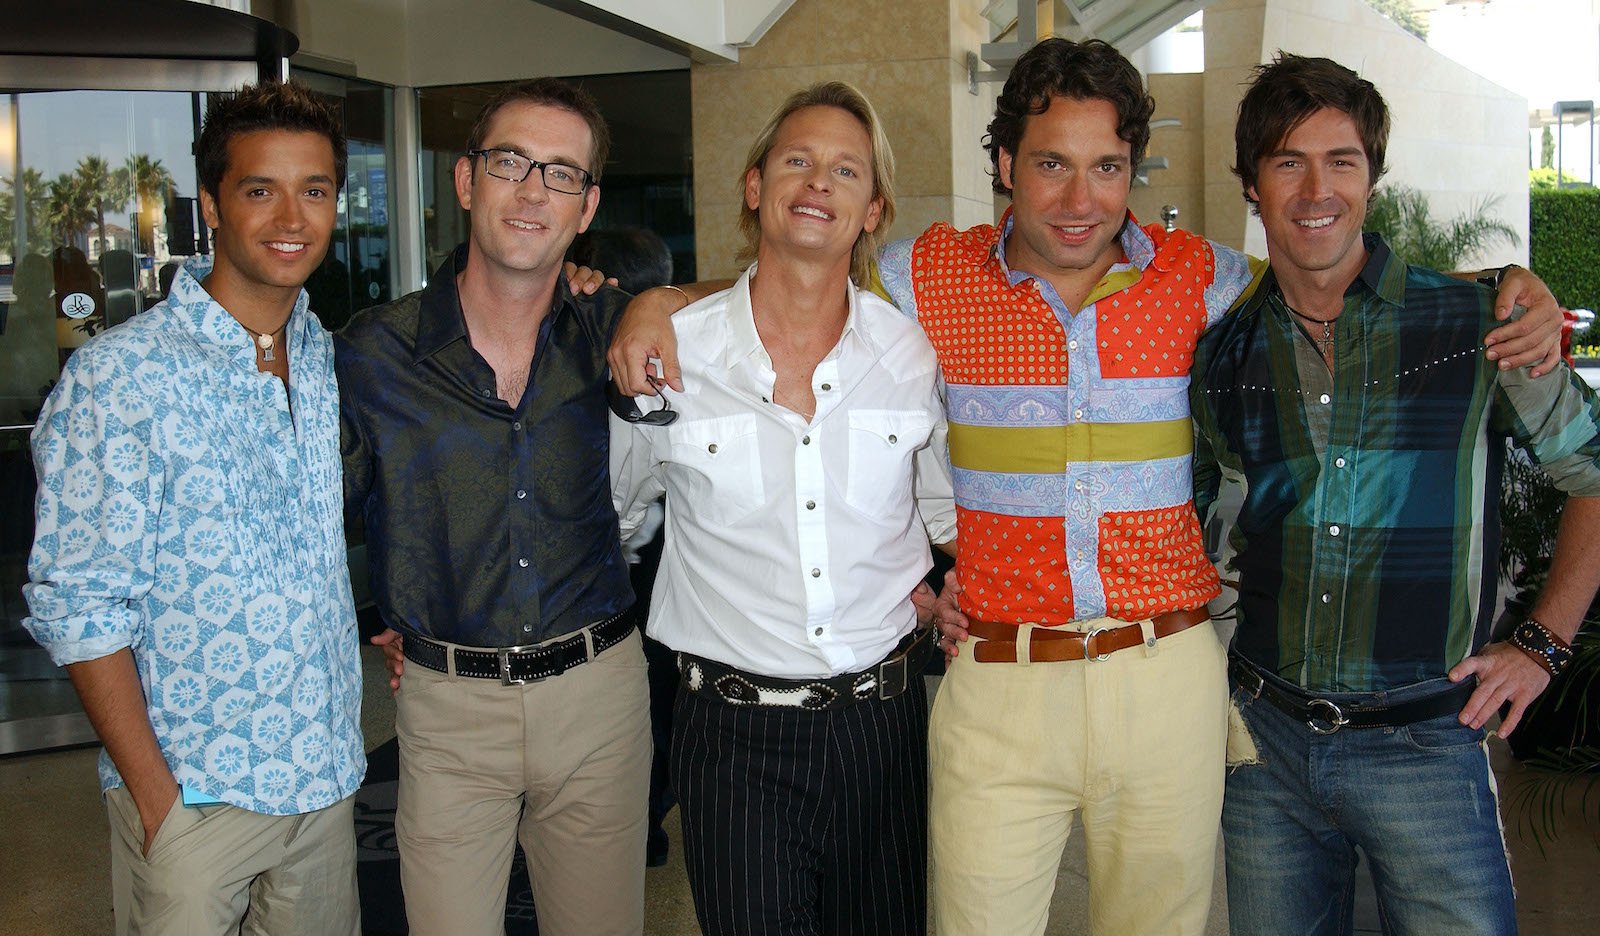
[954, 508, 1078, 625]
[1098, 505, 1220, 619]
[911, 218, 1222, 624]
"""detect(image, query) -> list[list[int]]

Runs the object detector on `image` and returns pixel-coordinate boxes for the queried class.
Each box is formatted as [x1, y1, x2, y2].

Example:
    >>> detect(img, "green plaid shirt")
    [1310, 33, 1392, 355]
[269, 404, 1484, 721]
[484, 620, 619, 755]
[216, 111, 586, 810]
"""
[1192, 235, 1600, 692]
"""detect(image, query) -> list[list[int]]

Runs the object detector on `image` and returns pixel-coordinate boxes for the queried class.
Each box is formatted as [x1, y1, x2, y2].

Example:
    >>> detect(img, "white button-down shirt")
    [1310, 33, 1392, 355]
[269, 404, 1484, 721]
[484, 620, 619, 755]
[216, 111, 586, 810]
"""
[611, 267, 956, 679]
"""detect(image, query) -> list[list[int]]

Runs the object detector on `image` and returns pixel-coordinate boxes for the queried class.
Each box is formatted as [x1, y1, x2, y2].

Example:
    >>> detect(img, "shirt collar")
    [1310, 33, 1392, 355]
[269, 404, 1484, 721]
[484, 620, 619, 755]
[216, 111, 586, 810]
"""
[722, 262, 868, 370]
[1248, 232, 1403, 322]
[167, 256, 311, 369]
[412, 243, 577, 363]
[992, 207, 1159, 285]
[1354, 232, 1407, 308]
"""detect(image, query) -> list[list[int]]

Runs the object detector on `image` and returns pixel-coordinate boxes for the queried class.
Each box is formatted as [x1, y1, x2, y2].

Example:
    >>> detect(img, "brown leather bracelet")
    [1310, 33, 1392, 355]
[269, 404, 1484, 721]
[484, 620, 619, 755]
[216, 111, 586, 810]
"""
[1507, 617, 1574, 678]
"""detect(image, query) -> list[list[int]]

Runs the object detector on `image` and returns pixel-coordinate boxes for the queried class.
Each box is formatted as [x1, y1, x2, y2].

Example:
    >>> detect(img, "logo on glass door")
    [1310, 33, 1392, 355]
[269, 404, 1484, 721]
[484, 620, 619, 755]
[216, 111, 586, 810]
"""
[61, 292, 97, 319]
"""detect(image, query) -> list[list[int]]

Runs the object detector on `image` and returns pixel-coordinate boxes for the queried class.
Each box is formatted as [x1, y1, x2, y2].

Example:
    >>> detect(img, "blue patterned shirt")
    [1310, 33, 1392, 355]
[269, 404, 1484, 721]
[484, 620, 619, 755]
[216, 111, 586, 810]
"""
[23, 259, 364, 815]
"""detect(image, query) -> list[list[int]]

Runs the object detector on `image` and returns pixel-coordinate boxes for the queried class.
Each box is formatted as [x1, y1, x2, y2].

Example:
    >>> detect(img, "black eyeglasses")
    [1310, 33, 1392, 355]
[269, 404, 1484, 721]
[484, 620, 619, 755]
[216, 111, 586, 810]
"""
[606, 377, 678, 426]
[466, 148, 593, 195]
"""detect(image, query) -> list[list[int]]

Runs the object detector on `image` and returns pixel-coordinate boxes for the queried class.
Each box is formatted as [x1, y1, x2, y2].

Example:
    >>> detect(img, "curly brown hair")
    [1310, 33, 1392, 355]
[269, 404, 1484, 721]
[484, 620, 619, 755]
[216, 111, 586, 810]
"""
[984, 38, 1154, 197]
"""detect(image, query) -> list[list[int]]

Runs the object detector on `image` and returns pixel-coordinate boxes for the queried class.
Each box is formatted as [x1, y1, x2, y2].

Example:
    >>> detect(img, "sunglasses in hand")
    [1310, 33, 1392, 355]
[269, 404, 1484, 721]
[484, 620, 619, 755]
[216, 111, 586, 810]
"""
[606, 375, 678, 426]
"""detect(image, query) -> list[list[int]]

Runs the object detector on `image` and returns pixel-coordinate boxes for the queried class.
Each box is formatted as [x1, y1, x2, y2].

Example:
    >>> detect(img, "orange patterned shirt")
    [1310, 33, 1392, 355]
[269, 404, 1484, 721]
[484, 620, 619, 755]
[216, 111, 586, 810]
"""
[878, 211, 1258, 625]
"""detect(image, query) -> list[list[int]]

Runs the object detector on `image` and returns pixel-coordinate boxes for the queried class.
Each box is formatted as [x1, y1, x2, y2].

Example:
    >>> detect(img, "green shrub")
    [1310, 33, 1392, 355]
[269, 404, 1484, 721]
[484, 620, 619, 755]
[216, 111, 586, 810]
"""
[1529, 187, 1600, 314]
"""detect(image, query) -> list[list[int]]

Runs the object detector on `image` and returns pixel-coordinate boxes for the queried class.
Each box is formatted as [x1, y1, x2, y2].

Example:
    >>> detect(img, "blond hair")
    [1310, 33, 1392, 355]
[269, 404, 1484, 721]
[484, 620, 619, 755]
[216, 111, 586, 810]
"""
[735, 81, 896, 285]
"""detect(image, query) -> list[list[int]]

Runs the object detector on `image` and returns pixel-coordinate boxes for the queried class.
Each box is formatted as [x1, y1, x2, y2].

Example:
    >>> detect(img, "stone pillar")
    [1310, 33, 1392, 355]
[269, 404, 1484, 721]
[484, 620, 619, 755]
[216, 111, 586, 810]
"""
[689, 0, 999, 278]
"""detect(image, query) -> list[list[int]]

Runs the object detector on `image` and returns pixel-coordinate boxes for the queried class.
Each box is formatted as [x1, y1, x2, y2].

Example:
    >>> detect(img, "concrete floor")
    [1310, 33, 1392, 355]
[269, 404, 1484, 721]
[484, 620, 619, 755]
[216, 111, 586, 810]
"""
[2, 646, 1596, 935]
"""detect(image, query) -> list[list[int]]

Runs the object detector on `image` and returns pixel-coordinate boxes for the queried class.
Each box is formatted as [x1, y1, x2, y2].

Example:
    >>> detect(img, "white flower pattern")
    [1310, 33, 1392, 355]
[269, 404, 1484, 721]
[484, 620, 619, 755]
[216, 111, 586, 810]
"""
[21, 259, 363, 817]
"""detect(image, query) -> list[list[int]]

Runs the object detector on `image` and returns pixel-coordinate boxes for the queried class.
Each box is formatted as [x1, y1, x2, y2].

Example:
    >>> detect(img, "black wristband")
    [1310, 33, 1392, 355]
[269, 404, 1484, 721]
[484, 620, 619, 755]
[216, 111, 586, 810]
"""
[1508, 617, 1574, 678]
[1477, 264, 1519, 291]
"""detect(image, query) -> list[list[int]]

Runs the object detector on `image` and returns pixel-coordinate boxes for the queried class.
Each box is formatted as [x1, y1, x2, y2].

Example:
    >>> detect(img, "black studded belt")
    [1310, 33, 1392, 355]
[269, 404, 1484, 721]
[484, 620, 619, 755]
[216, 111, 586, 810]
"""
[677, 626, 934, 711]
[402, 611, 635, 686]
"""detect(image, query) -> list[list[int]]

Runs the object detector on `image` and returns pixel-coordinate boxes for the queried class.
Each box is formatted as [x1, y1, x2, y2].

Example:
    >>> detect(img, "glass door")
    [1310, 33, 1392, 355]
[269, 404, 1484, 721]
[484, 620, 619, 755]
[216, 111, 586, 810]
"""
[0, 88, 204, 754]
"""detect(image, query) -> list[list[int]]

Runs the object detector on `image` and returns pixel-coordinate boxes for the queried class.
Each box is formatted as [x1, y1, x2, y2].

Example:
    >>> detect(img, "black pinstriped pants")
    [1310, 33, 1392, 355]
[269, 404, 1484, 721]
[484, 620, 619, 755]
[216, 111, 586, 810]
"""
[670, 676, 928, 936]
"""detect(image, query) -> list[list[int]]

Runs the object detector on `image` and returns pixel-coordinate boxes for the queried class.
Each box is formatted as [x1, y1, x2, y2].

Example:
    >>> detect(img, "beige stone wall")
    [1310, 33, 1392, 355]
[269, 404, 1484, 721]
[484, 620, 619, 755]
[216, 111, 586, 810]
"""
[690, 0, 998, 279]
[1201, 0, 1529, 267]
[1129, 72, 1205, 233]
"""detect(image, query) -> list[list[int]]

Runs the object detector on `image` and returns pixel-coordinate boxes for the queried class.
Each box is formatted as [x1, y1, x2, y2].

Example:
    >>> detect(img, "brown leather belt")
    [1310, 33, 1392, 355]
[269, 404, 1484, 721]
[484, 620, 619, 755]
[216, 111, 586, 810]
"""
[967, 606, 1210, 663]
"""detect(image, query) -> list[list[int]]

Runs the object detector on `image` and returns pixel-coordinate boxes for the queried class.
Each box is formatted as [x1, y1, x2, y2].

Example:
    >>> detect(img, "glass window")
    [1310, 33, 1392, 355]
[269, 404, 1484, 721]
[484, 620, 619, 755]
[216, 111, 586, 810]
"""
[417, 70, 694, 284]
[292, 70, 398, 331]
[1, 87, 206, 749]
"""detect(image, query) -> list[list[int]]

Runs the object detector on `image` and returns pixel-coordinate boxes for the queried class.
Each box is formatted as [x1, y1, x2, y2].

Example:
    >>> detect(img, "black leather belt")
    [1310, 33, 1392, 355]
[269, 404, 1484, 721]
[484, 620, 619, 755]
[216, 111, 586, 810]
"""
[1230, 654, 1475, 735]
[402, 612, 635, 685]
[679, 626, 935, 711]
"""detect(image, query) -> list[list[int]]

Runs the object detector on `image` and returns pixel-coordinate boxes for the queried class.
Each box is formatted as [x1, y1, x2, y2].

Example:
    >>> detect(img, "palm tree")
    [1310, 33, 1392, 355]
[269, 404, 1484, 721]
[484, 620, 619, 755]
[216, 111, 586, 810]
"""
[125, 153, 174, 255]
[46, 171, 96, 248]
[0, 167, 51, 256]
[74, 155, 129, 258]
[1363, 185, 1520, 271]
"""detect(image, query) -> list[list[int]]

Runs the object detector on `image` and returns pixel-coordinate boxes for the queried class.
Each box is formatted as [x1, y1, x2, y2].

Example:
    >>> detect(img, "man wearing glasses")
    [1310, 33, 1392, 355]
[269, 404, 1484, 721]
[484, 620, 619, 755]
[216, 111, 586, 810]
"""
[335, 79, 649, 935]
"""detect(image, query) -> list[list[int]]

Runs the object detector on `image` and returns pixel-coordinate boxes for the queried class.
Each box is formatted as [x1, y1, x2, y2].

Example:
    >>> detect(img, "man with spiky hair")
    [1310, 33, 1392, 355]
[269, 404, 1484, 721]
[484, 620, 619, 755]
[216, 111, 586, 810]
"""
[24, 82, 363, 935]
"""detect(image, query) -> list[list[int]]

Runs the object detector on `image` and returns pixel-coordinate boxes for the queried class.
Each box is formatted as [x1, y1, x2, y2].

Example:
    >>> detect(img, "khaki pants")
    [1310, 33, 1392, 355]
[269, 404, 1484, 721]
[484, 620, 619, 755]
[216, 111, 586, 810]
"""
[929, 617, 1230, 936]
[395, 629, 651, 936]
[105, 786, 358, 936]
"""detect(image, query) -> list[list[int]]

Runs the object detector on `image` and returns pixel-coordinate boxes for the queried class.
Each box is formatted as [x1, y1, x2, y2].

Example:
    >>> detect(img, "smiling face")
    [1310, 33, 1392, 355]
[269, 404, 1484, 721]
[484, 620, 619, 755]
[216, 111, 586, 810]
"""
[744, 105, 883, 274]
[1249, 106, 1373, 289]
[199, 129, 337, 306]
[454, 100, 600, 281]
[998, 95, 1132, 300]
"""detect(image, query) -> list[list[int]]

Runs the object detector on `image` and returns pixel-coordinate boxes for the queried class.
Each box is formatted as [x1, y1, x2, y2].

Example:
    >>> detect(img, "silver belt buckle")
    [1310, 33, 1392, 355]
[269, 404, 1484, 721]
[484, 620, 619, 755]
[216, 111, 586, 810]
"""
[1306, 698, 1347, 734]
[497, 644, 545, 686]
[1081, 625, 1113, 662]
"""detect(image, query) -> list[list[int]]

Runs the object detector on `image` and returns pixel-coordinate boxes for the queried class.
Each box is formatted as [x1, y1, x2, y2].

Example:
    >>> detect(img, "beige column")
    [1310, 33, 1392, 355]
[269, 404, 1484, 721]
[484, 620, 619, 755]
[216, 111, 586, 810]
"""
[689, 0, 1001, 278]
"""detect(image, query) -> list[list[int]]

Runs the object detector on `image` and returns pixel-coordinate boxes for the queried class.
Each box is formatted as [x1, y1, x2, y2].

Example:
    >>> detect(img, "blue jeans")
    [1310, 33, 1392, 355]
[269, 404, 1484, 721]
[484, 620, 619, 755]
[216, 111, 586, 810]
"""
[1222, 667, 1515, 936]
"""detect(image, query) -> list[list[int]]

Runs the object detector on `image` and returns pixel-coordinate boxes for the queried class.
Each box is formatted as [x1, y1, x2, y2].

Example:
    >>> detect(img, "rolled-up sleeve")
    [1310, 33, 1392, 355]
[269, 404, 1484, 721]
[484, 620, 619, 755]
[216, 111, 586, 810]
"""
[23, 349, 163, 666]
[609, 411, 666, 543]
[1496, 364, 1600, 497]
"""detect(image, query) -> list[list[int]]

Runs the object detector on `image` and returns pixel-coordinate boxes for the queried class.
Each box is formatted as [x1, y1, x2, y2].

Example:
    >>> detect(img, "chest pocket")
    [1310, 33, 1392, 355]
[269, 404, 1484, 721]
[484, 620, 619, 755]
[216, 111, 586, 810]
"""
[845, 410, 934, 521]
[665, 414, 765, 525]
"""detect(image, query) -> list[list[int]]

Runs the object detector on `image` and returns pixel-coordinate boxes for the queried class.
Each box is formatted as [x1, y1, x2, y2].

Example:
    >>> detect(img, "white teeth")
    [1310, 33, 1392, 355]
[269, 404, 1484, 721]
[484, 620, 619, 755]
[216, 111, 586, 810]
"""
[1297, 216, 1336, 229]
[792, 206, 832, 220]
[267, 242, 305, 252]
[506, 219, 542, 230]
[1058, 225, 1091, 234]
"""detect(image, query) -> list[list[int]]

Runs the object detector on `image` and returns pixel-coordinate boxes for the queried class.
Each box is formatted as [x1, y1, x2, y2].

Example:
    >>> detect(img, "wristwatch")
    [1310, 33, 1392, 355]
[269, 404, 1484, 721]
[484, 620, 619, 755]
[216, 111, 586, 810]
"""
[1508, 617, 1575, 678]
[1476, 264, 1519, 291]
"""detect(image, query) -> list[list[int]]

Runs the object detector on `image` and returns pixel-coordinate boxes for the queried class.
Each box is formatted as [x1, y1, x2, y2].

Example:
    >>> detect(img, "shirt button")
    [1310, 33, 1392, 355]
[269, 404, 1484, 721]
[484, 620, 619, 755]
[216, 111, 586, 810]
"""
[805, 500, 816, 510]
[1321, 593, 1332, 604]
[512, 421, 522, 431]
[518, 557, 530, 568]
[888, 434, 897, 444]
[1328, 524, 1341, 537]
[1319, 393, 1331, 405]
[523, 623, 533, 632]
[1068, 340, 1079, 351]
[708, 443, 719, 454]
[1074, 480, 1084, 491]
[481, 389, 492, 398]
[811, 568, 821, 578]
[1073, 408, 1084, 419]
[1334, 456, 1347, 468]
[814, 627, 824, 636]
[802, 435, 811, 445]
[516, 489, 527, 499]
[820, 383, 831, 391]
